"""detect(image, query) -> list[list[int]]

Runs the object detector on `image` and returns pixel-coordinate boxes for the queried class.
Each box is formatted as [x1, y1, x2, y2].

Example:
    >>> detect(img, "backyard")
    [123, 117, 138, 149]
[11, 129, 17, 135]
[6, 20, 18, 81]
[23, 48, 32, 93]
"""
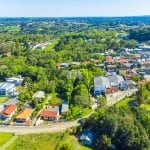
[115, 97, 135, 108]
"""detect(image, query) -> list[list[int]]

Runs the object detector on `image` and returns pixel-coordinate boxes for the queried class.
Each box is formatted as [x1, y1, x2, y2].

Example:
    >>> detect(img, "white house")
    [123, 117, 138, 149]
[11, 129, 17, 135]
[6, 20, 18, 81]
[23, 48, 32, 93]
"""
[94, 76, 111, 95]
[0, 83, 16, 97]
[32, 91, 45, 101]
[108, 74, 124, 87]
[5, 75, 23, 86]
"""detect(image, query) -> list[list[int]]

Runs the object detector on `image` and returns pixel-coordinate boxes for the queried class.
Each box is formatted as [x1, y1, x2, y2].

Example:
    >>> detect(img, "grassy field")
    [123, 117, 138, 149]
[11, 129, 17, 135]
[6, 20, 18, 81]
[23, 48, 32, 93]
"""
[115, 97, 135, 107]
[67, 106, 92, 120]
[0, 132, 13, 147]
[6, 132, 92, 150]
[0, 97, 9, 103]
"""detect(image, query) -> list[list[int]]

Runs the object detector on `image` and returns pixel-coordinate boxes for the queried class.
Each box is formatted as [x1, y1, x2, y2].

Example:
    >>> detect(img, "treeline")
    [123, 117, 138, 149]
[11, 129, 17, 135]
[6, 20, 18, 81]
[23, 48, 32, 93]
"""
[83, 106, 150, 150]
[129, 28, 150, 42]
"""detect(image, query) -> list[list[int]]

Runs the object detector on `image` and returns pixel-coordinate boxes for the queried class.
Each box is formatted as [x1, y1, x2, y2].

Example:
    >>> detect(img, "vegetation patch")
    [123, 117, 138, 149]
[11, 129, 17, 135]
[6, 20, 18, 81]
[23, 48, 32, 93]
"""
[0, 97, 9, 103]
[49, 93, 62, 105]
[0, 132, 13, 147]
[67, 105, 92, 120]
[115, 97, 135, 107]
[6, 132, 91, 150]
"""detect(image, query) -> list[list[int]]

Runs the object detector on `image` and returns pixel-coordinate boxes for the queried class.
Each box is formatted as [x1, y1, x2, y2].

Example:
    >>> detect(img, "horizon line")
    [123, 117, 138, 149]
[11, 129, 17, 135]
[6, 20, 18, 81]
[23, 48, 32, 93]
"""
[0, 15, 150, 18]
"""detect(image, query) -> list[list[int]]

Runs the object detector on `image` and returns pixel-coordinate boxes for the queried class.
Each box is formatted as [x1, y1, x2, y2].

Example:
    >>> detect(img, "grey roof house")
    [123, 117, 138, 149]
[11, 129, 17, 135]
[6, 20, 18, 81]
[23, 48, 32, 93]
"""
[32, 91, 45, 101]
[94, 76, 111, 95]
[61, 100, 69, 114]
[0, 83, 16, 97]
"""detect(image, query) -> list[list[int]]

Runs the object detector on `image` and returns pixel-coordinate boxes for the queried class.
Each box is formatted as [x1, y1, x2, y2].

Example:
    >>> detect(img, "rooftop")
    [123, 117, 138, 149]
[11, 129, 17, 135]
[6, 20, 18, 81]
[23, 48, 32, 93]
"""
[40, 110, 58, 118]
[0, 83, 15, 90]
[15, 108, 33, 119]
[1, 104, 16, 115]
[94, 76, 111, 88]
[32, 91, 45, 99]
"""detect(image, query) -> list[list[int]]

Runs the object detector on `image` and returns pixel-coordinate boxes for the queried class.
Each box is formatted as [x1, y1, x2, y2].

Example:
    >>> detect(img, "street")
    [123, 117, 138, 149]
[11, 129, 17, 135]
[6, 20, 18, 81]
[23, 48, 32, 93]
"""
[0, 121, 79, 135]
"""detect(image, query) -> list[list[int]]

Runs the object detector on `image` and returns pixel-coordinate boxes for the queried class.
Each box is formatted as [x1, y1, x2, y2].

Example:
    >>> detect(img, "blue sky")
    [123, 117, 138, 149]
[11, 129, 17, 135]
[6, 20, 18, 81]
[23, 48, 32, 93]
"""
[0, 0, 150, 17]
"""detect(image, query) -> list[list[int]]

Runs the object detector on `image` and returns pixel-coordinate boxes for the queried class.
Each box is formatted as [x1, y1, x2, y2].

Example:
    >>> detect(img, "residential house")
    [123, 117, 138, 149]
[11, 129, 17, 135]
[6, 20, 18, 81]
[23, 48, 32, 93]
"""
[143, 75, 150, 81]
[94, 74, 127, 96]
[0, 83, 16, 97]
[108, 74, 126, 91]
[106, 65, 117, 72]
[0, 104, 17, 120]
[80, 130, 94, 146]
[108, 74, 124, 87]
[94, 76, 111, 95]
[5, 75, 23, 86]
[15, 108, 33, 123]
[56, 63, 69, 68]
[119, 81, 128, 91]
[40, 106, 59, 121]
[32, 91, 45, 101]
[61, 100, 69, 115]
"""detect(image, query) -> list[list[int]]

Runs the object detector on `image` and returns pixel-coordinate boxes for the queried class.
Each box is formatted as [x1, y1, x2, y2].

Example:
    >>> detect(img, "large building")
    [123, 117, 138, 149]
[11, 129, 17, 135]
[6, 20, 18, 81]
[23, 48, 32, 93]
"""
[94, 76, 111, 95]
[94, 74, 127, 96]
[0, 83, 16, 97]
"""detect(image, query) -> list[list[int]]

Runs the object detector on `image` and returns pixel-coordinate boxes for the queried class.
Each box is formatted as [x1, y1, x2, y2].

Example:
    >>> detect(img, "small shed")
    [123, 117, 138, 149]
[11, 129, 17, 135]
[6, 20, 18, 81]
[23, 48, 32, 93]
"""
[80, 130, 94, 146]
[32, 91, 45, 101]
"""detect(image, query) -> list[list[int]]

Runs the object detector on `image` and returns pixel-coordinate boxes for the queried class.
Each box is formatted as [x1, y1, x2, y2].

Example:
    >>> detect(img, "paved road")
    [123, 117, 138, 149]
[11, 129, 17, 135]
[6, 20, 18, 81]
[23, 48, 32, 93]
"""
[0, 121, 79, 135]
[0, 136, 18, 150]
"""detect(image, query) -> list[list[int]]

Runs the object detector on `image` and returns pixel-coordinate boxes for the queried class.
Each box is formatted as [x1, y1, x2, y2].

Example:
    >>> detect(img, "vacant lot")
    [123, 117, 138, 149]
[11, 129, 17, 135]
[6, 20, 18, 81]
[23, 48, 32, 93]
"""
[0, 132, 13, 147]
[6, 132, 92, 150]
[115, 97, 135, 107]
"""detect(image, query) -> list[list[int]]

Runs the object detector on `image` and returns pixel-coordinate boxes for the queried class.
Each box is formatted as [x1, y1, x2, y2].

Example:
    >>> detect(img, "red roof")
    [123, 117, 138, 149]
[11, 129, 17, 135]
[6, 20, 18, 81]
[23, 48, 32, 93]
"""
[1, 104, 16, 115]
[40, 110, 58, 118]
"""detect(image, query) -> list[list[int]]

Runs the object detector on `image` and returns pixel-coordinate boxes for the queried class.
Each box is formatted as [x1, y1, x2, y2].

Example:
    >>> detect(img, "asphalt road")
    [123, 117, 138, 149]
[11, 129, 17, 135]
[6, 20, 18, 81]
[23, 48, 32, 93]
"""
[0, 121, 79, 135]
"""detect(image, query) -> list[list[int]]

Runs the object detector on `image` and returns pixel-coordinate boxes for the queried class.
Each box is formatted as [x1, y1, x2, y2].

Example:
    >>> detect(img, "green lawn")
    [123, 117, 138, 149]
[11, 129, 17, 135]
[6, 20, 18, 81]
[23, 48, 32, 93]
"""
[6, 132, 92, 150]
[115, 97, 135, 107]
[0, 132, 13, 147]
[0, 97, 9, 103]
[67, 106, 92, 121]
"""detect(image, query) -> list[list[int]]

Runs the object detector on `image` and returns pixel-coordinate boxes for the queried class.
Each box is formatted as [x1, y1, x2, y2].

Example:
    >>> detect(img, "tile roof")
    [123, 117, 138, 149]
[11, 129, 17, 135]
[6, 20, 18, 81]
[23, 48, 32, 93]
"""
[15, 108, 33, 119]
[1, 104, 16, 115]
[40, 110, 58, 118]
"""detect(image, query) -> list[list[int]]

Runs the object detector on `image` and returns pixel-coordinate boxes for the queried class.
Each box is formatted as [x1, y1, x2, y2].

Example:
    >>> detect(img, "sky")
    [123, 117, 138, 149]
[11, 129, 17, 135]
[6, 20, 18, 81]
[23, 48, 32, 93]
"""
[0, 0, 150, 17]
